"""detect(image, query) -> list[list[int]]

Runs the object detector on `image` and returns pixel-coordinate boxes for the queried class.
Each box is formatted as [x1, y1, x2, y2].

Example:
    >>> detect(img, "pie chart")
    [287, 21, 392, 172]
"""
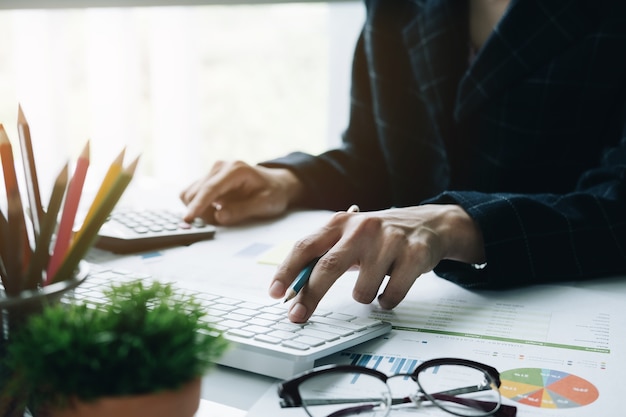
[499, 368, 599, 409]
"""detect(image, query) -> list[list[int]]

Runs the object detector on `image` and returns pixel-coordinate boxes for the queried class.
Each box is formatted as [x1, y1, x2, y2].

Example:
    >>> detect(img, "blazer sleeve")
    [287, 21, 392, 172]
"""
[429, 102, 626, 288]
[261, 1, 449, 211]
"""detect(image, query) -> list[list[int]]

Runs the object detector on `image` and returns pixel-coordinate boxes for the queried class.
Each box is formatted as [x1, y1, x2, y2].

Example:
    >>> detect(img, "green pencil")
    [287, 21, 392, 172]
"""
[47, 156, 139, 285]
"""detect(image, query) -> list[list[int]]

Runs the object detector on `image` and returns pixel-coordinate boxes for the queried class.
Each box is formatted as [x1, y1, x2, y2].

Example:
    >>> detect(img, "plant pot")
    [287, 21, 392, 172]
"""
[0, 262, 90, 417]
[0, 261, 90, 335]
[44, 377, 202, 417]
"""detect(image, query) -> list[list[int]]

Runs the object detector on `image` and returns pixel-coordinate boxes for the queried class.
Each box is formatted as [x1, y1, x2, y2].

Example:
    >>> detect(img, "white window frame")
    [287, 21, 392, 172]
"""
[0, 0, 348, 9]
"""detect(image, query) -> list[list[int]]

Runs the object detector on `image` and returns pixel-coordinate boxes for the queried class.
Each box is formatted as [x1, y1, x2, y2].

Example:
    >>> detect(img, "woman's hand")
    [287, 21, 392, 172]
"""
[180, 160, 303, 225]
[269, 205, 485, 323]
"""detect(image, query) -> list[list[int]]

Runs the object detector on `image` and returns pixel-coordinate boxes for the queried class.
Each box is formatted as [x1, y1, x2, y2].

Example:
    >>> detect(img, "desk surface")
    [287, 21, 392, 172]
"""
[91, 206, 625, 417]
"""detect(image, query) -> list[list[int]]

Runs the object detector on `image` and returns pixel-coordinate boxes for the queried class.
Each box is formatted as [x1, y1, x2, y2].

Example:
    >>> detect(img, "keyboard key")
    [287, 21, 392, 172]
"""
[71, 265, 392, 379]
[293, 336, 326, 347]
[227, 329, 255, 338]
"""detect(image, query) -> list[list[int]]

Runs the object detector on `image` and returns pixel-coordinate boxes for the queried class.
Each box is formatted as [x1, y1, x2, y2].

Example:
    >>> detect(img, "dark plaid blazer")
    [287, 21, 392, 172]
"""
[264, 0, 626, 288]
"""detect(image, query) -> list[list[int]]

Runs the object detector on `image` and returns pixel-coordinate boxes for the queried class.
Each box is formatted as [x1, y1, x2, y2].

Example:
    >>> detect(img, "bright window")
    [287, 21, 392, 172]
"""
[0, 2, 363, 196]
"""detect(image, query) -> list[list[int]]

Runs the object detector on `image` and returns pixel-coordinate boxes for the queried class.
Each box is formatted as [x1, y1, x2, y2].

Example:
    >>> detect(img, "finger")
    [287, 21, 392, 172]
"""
[194, 202, 220, 225]
[287, 246, 357, 323]
[183, 163, 248, 222]
[183, 181, 227, 222]
[180, 161, 225, 205]
[179, 178, 202, 205]
[270, 236, 333, 299]
[270, 212, 358, 322]
[377, 257, 425, 310]
[352, 256, 392, 305]
[213, 190, 281, 225]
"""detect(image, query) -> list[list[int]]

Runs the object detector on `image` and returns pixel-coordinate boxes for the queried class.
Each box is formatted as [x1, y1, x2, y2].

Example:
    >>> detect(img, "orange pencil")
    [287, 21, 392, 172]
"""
[46, 141, 90, 283]
[0, 124, 31, 293]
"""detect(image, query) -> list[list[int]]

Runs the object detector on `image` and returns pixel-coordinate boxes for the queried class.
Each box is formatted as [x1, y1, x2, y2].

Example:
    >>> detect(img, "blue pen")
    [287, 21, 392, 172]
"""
[283, 257, 320, 303]
[283, 204, 359, 303]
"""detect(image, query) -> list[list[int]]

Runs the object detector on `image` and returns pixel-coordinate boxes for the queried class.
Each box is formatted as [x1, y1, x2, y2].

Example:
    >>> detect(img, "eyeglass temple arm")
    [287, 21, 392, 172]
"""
[428, 394, 517, 417]
[422, 383, 516, 417]
[320, 395, 517, 417]
[296, 393, 516, 417]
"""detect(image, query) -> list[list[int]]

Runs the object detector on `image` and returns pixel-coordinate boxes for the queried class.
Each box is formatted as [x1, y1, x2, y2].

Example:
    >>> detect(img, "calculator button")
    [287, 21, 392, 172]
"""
[95, 208, 216, 253]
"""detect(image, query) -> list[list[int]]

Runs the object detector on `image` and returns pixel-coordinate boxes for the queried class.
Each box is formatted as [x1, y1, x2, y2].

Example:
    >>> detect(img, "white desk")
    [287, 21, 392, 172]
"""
[91, 208, 625, 416]
[89, 208, 336, 414]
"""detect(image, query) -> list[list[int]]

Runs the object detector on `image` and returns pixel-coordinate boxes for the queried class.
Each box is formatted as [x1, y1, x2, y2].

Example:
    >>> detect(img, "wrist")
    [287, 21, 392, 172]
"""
[436, 204, 486, 265]
[271, 167, 305, 208]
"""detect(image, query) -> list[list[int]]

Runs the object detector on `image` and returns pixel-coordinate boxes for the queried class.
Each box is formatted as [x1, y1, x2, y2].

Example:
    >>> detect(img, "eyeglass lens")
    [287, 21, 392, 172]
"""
[298, 364, 502, 417]
[299, 370, 391, 417]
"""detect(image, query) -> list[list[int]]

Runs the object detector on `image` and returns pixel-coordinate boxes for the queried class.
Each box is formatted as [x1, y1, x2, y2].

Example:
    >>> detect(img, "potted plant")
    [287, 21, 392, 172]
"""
[4, 279, 228, 417]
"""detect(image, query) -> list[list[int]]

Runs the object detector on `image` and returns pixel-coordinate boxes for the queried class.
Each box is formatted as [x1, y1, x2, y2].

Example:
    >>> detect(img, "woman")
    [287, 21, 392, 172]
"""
[181, 0, 626, 323]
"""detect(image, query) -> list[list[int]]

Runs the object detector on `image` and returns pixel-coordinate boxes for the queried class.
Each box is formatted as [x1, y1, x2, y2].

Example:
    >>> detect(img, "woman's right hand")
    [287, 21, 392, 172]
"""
[180, 160, 304, 225]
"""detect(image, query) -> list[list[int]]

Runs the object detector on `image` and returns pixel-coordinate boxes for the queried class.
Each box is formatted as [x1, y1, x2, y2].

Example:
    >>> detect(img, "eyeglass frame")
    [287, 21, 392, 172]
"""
[278, 357, 518, 417]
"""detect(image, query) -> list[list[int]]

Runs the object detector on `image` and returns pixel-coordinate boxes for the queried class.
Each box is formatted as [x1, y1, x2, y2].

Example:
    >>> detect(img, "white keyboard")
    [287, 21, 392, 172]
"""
[69, 266, 392, 379]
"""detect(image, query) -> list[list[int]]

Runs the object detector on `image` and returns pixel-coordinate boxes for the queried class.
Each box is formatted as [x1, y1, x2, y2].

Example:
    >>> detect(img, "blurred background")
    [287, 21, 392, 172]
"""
[0, 1, 364, 200]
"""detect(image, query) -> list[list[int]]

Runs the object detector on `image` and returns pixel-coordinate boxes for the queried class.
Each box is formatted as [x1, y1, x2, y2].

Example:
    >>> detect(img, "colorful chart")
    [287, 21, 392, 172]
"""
[499, 368, 599, 409]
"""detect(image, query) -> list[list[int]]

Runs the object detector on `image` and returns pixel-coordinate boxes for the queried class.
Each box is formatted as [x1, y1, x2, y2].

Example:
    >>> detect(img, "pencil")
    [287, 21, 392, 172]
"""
[17, 104, 44, 239]
[72, 147, 125, 245]
[283, 204, 360, 303]
[0, 209, 8, 286]
[47, 155, 139, 285]
[283, 257, 320, 303]
[24, 163, 69, 290]
[46, 141, 90, 282]
[0, 125, 31, 294]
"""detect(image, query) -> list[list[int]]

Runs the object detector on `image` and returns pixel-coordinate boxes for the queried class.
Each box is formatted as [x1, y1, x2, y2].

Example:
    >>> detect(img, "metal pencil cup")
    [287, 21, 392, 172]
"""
[0, 261, 89, 417]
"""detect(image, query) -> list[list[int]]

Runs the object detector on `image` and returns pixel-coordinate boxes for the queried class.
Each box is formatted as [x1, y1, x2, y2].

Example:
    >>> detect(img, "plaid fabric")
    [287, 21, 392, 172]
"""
[262, 0, 626, 287]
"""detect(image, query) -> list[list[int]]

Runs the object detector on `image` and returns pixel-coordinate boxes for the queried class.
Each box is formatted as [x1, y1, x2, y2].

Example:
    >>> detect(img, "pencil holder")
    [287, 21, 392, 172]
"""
[0, 261, 89, 417]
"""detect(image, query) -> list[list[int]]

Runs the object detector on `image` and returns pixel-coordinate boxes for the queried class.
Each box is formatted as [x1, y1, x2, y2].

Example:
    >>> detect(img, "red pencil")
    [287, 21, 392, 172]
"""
[46, 141, 90, 284]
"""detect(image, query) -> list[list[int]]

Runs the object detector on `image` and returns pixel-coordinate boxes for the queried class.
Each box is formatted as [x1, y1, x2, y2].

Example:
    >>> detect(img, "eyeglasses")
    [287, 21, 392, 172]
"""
[278, 357, 517, 417]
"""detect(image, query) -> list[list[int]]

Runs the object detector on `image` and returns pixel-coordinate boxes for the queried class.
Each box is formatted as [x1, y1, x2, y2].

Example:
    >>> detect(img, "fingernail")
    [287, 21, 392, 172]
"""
[289, 303, 308, 322]
[269, 281, 285, 298]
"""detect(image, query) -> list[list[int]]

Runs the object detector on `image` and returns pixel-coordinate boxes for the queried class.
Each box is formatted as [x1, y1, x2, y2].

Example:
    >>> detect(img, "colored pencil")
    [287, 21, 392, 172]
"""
[17, 104, 44, 239]
[24, 163, 69, 290]
[0, 209, 9, 289]
[48, 155, 139, 285]
[73, 147, 125, 245]
[46, 141, 90, 283]
[0, 124, 31, 294]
